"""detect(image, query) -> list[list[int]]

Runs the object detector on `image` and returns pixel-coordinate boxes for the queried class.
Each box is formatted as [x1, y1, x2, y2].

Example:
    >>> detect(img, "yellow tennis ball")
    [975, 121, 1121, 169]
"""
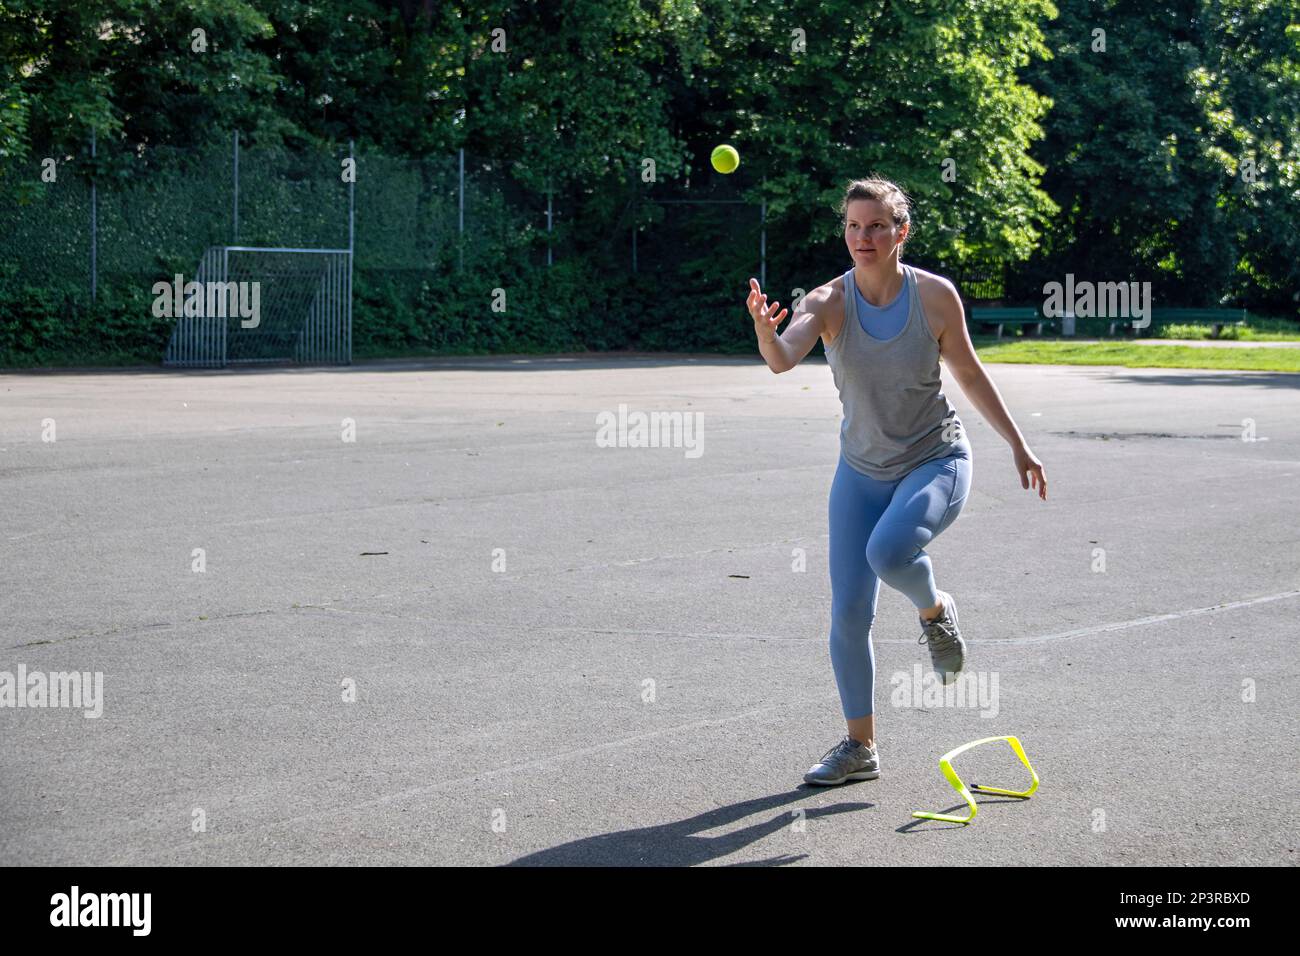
[711, 144, 740, 174]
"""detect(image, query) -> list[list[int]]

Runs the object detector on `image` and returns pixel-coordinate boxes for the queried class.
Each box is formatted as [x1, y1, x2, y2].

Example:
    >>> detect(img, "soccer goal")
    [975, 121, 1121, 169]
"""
[163, 246, 352, 368]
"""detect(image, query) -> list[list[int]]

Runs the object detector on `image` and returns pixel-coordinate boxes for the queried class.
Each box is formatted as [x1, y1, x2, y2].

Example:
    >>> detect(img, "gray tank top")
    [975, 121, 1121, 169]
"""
[824, 263, 969, 480]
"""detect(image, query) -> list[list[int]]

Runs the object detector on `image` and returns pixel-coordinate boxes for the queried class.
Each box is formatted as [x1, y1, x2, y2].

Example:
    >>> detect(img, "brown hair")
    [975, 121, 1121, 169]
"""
[839, 176, 913, 247]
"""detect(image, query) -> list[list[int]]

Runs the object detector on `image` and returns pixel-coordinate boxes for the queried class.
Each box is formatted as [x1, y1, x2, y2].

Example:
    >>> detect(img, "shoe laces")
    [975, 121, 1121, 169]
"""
[919, 611, 959, 652]
[819, 736, 859, 765]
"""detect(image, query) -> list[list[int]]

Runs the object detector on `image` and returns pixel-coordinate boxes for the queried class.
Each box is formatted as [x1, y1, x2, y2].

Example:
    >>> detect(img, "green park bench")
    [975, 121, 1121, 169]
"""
[970, 306, 1250, 338]
[968, 307, 1042, 338]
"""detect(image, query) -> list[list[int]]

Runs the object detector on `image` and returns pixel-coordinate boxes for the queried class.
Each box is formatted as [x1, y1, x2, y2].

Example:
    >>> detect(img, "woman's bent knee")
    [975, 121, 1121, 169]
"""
[865, 536, 914, 579]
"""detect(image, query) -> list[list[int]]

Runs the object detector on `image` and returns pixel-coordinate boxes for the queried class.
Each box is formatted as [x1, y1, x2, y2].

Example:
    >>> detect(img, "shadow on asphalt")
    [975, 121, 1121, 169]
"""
[501, 786, 875, 867]
[896, 797, 1027, 834]
[1068, 369, 1300, 389]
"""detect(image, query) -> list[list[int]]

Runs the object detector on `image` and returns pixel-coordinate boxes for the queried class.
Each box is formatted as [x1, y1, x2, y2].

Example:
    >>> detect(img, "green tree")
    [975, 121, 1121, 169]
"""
[6, 0, 280, 159]
[649, 0, 1060, 276]
[1018, 0, 1299, 312]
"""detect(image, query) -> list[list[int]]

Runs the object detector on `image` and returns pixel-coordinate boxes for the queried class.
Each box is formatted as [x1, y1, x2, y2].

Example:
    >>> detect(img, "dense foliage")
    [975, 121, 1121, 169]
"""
[1, 0, 1296, 365]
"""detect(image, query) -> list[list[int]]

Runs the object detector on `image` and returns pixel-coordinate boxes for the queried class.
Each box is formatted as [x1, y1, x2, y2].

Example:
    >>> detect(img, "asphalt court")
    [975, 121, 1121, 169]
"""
[1, 355, 1297, 865]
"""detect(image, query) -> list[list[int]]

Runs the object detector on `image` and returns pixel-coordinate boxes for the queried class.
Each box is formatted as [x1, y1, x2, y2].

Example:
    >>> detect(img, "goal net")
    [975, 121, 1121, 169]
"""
[163, 246, 352, 367]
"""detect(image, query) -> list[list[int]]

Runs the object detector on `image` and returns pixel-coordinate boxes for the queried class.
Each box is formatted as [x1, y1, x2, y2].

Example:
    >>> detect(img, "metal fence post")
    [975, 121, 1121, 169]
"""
[90, 130, 97, 303]
[233, 131, 239, 242]
[760, 191, 767, 290]
[458, 147, 465, 272]
[348, 139, 355, 364]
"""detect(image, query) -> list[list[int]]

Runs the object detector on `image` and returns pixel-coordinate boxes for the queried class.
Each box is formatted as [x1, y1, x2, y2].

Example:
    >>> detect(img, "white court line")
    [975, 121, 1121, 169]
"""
[976, 589, 1300, 645]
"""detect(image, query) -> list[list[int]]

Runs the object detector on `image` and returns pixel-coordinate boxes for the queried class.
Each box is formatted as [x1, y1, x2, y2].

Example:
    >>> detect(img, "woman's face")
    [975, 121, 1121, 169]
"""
[844, 198, 906, 264]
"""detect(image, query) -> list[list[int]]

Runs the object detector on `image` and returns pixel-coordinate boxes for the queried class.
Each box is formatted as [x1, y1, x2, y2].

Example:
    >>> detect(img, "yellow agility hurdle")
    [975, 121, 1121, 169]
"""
[912, 735, 1040, 825]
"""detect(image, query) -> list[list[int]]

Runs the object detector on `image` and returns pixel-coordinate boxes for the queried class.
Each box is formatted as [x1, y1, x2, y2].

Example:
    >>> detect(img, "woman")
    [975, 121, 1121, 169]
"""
[746, 176, 1047, 786]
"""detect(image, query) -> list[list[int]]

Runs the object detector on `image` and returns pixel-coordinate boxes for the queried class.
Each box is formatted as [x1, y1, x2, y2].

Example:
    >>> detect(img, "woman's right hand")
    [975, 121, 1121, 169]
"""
[747, 277, 788, 344]
[1013, 443, 1048, 501]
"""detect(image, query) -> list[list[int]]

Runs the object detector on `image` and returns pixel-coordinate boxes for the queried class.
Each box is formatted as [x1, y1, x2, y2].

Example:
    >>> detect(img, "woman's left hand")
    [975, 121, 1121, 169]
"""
[1014, 444, 1047, 500]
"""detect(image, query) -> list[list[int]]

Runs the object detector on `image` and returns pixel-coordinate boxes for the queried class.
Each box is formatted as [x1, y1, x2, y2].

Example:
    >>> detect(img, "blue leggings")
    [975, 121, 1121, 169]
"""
[828, 441, 973, 720]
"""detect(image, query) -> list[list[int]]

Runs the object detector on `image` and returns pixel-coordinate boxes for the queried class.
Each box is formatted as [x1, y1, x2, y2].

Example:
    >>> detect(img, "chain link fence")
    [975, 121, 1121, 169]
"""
[0, 135, 774, 295]
[0, 137, 606, 361]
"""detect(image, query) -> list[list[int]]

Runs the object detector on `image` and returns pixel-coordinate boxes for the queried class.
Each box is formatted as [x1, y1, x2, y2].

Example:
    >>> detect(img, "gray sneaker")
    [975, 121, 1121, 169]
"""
[803, 735, 880, 785]
[919, 589, 966, 684]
